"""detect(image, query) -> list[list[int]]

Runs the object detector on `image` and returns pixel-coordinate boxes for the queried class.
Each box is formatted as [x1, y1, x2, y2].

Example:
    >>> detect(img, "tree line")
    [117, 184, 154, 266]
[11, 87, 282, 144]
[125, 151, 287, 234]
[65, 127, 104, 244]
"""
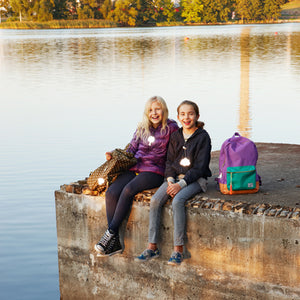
[0, 0, 288, 26]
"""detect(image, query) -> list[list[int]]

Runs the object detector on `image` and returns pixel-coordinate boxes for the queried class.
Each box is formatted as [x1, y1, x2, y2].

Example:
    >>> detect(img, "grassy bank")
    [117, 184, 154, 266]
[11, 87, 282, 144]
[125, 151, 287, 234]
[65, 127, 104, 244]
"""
[156, 19, 300, 27]
[0, 19, 118, 29]
[1, 19, 299, 30]
[281, 0, 300, 18]
[1, 12, 300, 29]
[282, 0, 300, 9]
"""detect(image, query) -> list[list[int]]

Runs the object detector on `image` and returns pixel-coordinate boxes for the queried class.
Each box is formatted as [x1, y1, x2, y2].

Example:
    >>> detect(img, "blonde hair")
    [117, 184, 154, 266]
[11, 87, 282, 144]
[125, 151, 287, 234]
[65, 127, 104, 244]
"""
[136, 96, 169, 141]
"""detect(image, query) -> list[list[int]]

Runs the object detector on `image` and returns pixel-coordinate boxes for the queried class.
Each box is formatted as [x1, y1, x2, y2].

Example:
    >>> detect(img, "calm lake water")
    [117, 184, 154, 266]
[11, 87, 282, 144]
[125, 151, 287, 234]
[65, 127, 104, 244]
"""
[0, 23, 299, 299]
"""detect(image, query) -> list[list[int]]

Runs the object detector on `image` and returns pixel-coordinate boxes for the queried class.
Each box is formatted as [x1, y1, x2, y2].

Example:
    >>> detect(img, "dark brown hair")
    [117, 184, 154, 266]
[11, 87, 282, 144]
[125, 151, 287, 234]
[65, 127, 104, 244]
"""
[177, 100, 204, 128]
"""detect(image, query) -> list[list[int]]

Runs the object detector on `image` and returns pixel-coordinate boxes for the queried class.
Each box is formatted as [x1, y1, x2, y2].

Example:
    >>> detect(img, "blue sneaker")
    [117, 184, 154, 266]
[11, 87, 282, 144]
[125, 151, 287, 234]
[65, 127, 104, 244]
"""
[167, 252, 183, 265]
[135, 249, 160, 262]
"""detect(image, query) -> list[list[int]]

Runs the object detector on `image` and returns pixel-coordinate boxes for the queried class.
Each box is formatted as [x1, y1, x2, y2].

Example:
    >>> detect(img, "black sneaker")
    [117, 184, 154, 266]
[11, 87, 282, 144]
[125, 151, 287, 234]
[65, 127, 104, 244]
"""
[94, 229, 114, 253]
[97, 233, 123, 257]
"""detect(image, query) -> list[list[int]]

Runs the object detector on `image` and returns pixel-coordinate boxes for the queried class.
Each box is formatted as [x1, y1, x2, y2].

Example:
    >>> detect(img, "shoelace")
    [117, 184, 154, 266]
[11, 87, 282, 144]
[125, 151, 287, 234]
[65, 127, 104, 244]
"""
[171, 252, 181, 260]
[142, 249, 152, 257]
[99, 230, 113, 246]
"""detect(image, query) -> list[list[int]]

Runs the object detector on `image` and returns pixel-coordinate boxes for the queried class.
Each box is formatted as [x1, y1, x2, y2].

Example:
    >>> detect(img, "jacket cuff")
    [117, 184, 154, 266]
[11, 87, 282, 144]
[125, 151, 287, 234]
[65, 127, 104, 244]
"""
[197, 177, 208, 192]
[178, 179, 187, 188]
[167, 177, 175, 183]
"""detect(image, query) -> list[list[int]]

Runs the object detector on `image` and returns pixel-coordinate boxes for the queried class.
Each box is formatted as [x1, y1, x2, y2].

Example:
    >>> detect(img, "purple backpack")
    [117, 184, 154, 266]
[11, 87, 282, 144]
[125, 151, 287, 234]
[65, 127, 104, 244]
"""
[217, 132, 261, 194]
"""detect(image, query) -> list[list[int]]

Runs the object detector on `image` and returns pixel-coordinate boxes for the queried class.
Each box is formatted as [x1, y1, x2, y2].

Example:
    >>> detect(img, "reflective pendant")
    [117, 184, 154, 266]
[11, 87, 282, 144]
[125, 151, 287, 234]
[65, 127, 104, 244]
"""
[180, 157, 191, 167]
[98, 177, 105, 185]
[148, 136, 155, 146]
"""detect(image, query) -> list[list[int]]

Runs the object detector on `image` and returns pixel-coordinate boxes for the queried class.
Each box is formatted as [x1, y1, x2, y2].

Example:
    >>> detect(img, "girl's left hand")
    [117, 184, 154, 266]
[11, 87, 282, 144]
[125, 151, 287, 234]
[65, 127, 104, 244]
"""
[167, 183, 181, 197]
[105, 152, 112, 161]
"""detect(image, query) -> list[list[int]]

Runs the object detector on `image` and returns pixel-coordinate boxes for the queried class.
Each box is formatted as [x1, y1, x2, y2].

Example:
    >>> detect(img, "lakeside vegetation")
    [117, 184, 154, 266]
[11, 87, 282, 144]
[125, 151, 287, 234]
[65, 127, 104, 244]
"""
[281, 0, 300, 18]
[282, 0, 300, 8]
[0, 0, 299, 28]
[0, 19, 118, 28]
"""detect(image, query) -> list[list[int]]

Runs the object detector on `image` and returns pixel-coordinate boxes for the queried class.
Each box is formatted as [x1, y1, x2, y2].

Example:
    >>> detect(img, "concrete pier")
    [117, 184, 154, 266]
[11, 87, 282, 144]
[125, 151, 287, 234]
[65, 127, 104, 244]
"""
[55, 143, 300, 299]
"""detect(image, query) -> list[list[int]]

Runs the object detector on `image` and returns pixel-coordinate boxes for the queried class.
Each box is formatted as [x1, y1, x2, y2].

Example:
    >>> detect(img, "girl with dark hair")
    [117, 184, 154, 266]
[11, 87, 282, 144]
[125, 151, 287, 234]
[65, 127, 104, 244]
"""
[136, 100, 211, 265]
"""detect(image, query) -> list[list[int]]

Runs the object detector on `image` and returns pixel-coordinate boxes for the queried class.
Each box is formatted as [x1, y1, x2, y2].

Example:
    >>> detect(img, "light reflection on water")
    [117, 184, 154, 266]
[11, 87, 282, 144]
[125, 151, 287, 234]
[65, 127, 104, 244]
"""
[0, 24, 299, 299]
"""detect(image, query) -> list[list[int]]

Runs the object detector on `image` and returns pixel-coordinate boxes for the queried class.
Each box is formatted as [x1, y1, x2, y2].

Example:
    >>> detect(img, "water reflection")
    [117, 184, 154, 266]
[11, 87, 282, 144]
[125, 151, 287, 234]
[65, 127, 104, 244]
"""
[290, 32, 300, 69]
[0, 24, 300, 150]
[1, 24, 300, 300]
[238, 27, 251, 138]
[2, 27, 300, 71]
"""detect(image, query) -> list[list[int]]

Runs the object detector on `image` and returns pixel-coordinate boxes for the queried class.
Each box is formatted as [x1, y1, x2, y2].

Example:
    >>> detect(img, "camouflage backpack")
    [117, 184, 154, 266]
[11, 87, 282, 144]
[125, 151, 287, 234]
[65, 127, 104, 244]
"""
[87, 146, 137, 193]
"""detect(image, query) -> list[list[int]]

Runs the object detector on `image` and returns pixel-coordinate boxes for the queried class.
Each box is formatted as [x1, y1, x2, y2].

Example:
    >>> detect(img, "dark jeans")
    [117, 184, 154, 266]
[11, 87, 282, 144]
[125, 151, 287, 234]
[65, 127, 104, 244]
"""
[105, 171, 164, 232]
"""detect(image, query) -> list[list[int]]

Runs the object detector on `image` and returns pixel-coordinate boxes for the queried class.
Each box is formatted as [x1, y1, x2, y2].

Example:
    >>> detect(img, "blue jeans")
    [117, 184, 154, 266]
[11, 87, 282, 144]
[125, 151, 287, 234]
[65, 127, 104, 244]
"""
[149, 181, 202, 246]
[105, 171, 164, 232]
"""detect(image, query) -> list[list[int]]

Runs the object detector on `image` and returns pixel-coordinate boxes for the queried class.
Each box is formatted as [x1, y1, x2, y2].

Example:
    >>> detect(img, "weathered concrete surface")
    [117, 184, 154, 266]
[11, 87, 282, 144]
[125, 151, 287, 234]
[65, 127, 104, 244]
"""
[55, 143, 300, 300]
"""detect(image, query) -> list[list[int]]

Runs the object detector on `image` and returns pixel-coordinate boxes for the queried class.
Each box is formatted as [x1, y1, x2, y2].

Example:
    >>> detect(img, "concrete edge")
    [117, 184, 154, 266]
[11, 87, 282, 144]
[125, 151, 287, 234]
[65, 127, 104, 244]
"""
[58, 184, 300, 220]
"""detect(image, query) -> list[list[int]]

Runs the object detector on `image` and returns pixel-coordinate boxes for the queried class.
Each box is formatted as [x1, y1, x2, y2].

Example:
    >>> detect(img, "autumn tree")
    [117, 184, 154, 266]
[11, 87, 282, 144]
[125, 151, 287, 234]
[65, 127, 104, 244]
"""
[77, 0, 98, 18]
[0, 0, 10, 20]
[263, 0, 283, 21]
[110, 0, 138, 25]
[100, 0, 112, 19]
[135, 0, 154, 25]
[148, 0, 163, 22]
[10, 0, 31, 21]
[248, 0, 263, 20]
[236, 0, 265, 21]
[235, 0, 250, 22]
[53, 0, 69, 19]
[181, 0, 204, 23]
[202, 0, 232, 22]
[32, 0, 55, 21]
[159, 0, 176, 23]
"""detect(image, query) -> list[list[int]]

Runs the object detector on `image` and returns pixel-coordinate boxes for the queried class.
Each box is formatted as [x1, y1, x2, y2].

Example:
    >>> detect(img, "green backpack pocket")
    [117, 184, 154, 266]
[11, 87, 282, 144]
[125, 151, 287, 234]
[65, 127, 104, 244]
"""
[227, 165, 256, 191]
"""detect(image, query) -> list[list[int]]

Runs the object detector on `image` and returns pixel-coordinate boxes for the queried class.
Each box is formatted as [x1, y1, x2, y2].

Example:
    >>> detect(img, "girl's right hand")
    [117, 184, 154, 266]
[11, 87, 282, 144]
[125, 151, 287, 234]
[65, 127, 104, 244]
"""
[105, 152, 112, 161]
[167, 183, 181, 197]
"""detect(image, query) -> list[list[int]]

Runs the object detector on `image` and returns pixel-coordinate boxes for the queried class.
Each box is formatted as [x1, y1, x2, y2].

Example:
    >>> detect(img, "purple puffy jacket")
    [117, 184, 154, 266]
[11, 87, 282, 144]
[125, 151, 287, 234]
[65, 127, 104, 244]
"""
[127, 119, 178, 176]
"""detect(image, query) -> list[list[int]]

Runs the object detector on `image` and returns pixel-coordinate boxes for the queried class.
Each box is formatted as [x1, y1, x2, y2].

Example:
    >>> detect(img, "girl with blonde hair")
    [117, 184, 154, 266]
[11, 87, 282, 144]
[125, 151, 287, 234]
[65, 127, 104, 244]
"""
[135, 96, 169, 141]
[95, 96, 178, 257]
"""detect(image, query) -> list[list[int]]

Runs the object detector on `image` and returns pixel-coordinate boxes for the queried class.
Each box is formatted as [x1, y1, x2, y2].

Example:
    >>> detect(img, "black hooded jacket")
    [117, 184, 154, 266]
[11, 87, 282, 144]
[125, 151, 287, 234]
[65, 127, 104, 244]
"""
[165, 127, 212, 185]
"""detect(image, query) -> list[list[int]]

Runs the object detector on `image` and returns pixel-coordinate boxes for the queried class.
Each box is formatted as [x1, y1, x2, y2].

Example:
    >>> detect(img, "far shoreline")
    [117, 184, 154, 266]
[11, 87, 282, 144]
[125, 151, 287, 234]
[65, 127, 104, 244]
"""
[0, 18, 299, 30]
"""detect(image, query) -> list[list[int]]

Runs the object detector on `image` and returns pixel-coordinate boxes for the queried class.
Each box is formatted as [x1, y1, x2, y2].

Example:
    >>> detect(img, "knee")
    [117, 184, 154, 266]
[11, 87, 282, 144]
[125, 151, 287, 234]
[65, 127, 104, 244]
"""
[121, 184, 135, 199]
[106, 186, 119, 202]
[150, 196, 162, 210]
[172, 197, 185, 211]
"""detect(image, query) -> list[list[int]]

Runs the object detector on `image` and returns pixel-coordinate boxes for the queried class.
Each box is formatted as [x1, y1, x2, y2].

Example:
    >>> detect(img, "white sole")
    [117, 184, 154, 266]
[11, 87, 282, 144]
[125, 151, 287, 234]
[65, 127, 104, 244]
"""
[135, 255, 160, 262]
[96, 249, 123, 257]
[167, 261, 182, 266]
[94, 244, 104, 253]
